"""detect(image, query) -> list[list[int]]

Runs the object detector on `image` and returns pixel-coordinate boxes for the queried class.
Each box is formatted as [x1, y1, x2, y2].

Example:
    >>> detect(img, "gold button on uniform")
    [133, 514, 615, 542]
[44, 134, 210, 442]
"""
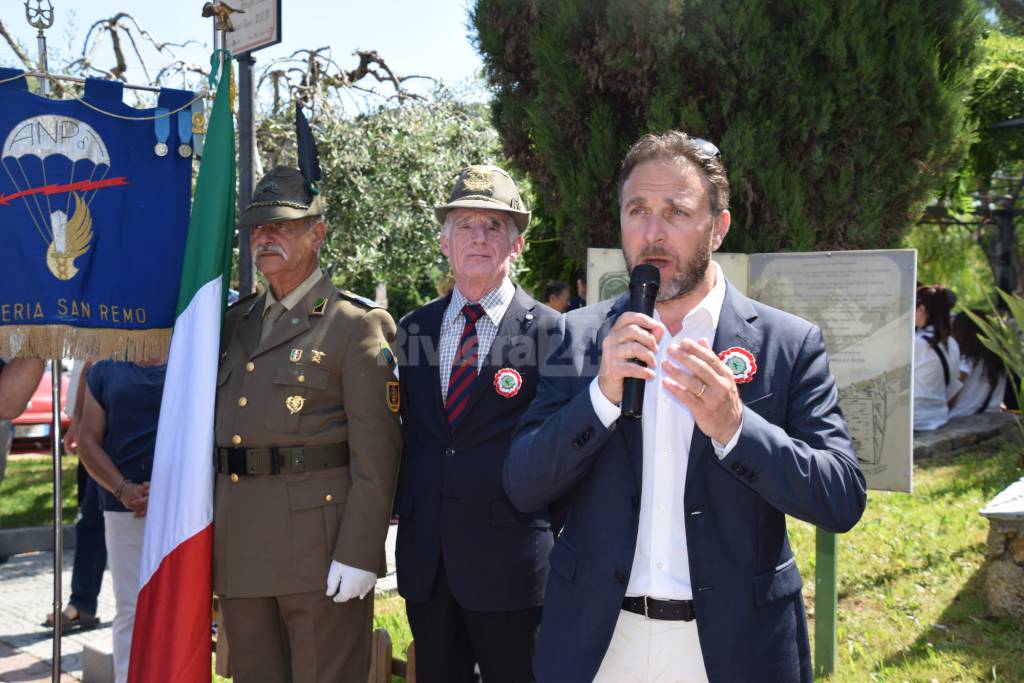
[325, 494, 333, 502]
[232, 435, 242, 445]
[238, 397, 248, 407]
[298, 375, 306, 383]
[230, 473, 239, 483]
[246, 362, 255, 372]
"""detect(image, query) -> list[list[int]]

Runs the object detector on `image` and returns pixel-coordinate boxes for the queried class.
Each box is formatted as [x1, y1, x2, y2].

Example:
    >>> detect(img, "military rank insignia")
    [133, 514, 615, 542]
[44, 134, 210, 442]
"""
[386, 380, 400, 413]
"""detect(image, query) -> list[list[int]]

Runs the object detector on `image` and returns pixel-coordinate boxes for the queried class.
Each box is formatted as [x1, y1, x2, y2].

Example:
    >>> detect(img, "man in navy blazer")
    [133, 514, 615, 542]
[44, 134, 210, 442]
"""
[506, 132, 867, 683]
[395, 165, 559, 683]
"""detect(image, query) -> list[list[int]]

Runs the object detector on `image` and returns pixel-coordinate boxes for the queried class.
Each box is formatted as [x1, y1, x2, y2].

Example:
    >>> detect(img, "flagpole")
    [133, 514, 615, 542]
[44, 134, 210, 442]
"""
[24, 0, 66, 678]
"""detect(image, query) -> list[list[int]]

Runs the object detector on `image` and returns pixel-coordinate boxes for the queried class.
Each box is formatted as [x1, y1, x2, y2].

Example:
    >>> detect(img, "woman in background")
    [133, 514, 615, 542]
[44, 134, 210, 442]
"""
[77, 359, 166, 683]
[950, 310, 1007, 418]
[913, 285, 962, 431]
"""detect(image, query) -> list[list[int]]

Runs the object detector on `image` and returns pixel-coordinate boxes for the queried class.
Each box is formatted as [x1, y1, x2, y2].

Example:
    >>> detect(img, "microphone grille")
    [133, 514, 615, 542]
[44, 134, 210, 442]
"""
[630, 263, 660, 287]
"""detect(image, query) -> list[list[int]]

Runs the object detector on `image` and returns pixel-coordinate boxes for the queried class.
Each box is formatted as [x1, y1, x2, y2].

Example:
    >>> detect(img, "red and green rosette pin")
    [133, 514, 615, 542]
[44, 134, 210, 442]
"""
[718, 346, 757, 384]
[493, 368, 523, 398]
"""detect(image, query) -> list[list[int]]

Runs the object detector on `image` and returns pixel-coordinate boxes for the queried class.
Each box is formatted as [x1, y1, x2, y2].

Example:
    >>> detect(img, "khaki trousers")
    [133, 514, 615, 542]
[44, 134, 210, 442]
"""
[220, 589, 373, 683]
[593, 608, 709, 683]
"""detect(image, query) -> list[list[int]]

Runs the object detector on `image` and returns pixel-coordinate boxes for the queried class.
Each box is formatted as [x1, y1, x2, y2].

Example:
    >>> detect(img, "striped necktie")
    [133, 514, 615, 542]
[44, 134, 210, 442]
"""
[446, 303, 486, 432]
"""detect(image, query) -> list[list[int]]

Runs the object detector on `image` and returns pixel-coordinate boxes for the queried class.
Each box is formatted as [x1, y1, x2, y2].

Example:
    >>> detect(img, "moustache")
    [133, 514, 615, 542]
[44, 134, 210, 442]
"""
[636, 247, 677, 263]
[254, 244, 288, 260]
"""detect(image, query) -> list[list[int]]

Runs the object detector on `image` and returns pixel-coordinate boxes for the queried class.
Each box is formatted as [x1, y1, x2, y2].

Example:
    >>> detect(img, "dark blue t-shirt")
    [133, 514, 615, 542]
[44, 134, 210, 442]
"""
[87, 361, 166, 511]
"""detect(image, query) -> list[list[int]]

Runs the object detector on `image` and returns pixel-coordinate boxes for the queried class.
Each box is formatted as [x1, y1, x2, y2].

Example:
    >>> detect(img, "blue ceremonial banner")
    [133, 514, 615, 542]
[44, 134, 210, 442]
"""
[0, 69, 196, 360]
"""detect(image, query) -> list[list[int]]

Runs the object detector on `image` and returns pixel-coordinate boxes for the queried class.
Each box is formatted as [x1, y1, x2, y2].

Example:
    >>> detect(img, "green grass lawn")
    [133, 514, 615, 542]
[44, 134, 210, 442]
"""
[6, 443, 1023, 681]
[792, 439, 1024, 681]
[0, 453, 78, 528]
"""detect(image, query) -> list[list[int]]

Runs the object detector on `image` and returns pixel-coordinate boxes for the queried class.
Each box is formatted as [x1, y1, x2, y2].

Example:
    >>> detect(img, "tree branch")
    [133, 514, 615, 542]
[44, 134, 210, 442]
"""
[0, 20, 35, 71]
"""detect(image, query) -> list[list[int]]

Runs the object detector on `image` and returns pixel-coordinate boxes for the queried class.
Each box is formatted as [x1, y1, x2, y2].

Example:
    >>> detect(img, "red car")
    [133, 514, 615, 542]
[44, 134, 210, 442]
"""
[11, 370, 70, 452]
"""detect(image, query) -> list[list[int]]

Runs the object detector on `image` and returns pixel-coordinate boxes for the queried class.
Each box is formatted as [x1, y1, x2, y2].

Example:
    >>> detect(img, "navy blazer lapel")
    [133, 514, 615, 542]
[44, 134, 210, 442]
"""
[461, 285, 532, 418]
[425, 293, 452, 425]
[599, 294, 645, 488]
[685, 282, 761, 491]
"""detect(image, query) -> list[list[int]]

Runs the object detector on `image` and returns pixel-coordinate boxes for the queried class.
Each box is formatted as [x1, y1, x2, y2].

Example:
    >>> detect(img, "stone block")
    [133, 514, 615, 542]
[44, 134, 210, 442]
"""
[82, 642, 114, 683]
[985, 559, 1024, 619]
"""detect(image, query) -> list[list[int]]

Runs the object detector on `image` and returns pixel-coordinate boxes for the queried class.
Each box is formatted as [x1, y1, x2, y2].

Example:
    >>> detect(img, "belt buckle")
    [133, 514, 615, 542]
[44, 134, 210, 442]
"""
[643, 596, 650, 620]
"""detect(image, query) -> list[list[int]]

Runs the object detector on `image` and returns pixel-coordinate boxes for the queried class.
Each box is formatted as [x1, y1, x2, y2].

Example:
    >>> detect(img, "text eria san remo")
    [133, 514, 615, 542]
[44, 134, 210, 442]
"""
[0, 299, 148, 324]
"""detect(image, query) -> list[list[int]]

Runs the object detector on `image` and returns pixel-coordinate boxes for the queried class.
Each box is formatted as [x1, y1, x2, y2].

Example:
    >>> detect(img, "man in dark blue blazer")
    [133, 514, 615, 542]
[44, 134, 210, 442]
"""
[506, 132, 867, 683]
[395, 165, 560, 683]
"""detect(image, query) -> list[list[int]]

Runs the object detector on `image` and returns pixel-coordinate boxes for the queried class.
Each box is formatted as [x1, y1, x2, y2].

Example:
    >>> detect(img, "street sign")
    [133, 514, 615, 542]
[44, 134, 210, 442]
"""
[225, 0, 282, 56]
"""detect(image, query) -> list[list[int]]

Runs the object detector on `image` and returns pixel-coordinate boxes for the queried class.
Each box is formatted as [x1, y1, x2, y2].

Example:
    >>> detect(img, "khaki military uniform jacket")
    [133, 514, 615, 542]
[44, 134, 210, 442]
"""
[213, 275, 402, 598]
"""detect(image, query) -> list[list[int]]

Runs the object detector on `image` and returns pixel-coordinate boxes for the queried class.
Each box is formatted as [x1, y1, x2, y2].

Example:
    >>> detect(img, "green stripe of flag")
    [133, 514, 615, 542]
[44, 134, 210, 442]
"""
[175, 56, 236, 317]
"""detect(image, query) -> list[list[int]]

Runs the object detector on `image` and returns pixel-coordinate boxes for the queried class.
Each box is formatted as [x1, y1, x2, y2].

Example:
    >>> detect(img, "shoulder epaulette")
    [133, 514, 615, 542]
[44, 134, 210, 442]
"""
[338, 289, 383, 310]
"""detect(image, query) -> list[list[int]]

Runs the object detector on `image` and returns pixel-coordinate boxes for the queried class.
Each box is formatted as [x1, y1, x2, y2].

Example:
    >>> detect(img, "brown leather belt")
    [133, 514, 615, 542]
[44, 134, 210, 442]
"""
[621, 596, 696, 621]
[215, 443, 349, 476]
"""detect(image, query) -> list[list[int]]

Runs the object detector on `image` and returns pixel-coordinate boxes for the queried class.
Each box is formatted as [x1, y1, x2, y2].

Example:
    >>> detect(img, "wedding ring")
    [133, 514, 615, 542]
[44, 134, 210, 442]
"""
[696, 383, 707, 398]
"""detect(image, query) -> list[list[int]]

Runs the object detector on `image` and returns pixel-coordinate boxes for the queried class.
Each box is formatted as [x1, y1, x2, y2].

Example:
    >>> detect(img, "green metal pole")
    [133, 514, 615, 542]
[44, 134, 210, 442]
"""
[814, 528, 837, 677]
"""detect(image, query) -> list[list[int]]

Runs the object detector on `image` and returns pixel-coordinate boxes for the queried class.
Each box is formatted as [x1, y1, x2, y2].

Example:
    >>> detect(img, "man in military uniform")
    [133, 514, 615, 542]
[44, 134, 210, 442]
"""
[214, 166, 402, 682]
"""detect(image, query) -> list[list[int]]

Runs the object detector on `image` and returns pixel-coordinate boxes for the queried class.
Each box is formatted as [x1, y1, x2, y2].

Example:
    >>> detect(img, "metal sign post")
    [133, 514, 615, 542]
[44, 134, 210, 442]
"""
[24, 2, 65, 679]
[223, 0, 282, 297]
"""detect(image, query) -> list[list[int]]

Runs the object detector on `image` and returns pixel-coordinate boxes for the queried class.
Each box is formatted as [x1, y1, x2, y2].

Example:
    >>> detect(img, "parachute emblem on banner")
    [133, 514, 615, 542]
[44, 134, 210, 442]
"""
[1, 115, 119, 280]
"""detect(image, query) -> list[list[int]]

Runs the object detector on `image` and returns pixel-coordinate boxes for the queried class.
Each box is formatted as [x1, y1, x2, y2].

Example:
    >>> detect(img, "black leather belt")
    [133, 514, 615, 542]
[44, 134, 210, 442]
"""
[215, 443, 349, 476]
[621, 596, 696, 621]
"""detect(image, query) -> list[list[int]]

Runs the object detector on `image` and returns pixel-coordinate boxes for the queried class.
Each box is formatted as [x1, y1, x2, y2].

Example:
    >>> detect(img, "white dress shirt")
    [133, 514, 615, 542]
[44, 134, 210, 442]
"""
[438, 278, 515, 400]
[590, 263, 739, 600]
[913, 326, 962, 431]
[949, 355, 1005, 418]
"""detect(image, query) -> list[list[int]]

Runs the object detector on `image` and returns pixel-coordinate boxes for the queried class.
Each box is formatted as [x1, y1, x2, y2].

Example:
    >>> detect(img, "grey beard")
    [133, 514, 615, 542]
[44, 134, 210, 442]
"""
[654, 238, 711, 302]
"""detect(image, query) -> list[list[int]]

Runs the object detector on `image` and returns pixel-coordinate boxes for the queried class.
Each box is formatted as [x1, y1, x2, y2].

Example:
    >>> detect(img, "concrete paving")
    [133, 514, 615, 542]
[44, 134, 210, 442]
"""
[0, 524, 398, 681]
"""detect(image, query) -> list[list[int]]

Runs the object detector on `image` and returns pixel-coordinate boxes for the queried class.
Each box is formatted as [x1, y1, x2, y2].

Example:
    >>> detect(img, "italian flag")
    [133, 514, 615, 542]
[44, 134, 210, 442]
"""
[128, 56, 236, 683]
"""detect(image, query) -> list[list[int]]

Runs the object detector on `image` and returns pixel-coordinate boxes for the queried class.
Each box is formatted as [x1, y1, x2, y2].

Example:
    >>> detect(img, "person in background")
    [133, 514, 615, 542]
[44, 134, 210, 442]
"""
[0, 357, 46, 564]
[568, 269, 587, 311]
[949, 310, 1007, 418]
[913, 284, 962, 431]
[77, 359, 167, 683]
[543, 280, 572, 313]
[46, 358, 106, 630]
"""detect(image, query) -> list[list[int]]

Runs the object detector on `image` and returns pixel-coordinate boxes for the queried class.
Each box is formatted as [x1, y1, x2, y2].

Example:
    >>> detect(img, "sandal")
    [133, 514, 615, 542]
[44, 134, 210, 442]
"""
[43, 606, 99, 631]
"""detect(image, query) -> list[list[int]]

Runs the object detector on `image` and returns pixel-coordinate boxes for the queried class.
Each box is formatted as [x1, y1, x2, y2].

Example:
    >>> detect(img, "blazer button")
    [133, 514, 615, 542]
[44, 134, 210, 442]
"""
[230, 474, 239, 483]
[445, 448, 456, 457]
[231, 435, 242, 445]
[614, 571, 626, 584]
[245, 362, 255, 372]
[325, 494, 333, 502]
[238, 397, 247, 407]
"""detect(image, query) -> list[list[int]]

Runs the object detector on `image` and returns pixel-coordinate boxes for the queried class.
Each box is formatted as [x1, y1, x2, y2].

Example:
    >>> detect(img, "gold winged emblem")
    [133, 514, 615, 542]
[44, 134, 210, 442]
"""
[46, 192, 93, 280]
[285, 395, 306, 414]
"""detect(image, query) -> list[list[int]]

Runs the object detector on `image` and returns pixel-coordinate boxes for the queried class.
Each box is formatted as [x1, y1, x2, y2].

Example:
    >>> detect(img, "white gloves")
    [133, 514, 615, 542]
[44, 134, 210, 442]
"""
[325, 560, 376, 603]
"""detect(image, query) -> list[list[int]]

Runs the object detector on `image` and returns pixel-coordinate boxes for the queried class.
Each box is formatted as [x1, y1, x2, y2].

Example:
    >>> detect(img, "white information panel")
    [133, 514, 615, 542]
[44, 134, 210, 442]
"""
[225, 0, 282, 56]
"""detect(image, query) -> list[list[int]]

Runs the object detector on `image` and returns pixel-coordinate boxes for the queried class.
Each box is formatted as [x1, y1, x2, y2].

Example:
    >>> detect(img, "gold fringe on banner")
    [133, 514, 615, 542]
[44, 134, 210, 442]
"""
[0, 325, 172, 362]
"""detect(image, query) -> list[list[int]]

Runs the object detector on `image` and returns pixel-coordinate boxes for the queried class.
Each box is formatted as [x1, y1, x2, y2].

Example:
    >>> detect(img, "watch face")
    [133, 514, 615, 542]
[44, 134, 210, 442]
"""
[154, 142, 169, 157]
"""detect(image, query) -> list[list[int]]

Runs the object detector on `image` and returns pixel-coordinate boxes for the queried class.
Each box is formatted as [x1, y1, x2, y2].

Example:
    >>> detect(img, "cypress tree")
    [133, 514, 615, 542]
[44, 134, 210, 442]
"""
[472, 0, 984, 278]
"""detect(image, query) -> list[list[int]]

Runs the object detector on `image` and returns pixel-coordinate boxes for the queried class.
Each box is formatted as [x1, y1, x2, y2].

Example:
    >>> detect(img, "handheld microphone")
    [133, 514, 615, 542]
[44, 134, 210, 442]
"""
[620, 264, 660, 419]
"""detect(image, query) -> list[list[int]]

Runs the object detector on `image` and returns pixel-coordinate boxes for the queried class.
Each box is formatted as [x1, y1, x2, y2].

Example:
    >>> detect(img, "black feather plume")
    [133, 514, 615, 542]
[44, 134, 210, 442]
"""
[295, 104, 322, 195]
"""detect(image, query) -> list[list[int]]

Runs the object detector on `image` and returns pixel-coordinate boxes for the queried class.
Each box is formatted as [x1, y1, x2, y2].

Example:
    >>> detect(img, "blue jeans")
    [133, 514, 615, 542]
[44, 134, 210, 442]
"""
[69, 469, 106, 615]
